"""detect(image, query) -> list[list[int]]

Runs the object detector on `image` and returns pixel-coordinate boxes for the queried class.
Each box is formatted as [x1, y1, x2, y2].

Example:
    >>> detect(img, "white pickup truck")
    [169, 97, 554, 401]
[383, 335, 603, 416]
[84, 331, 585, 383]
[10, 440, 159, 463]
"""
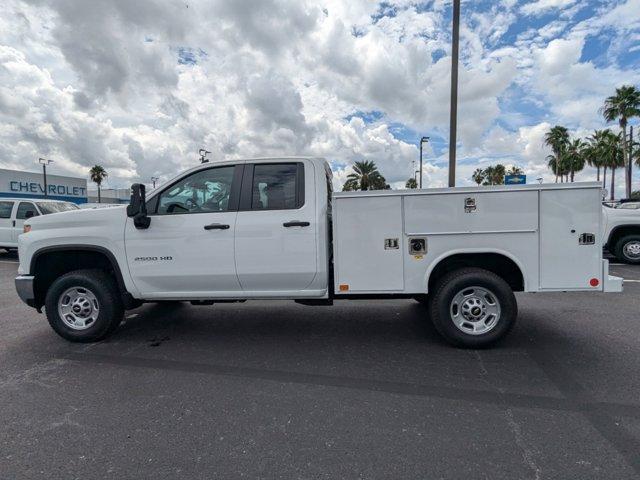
[15, 157, 622, 348]
[603, 202, 640, 264]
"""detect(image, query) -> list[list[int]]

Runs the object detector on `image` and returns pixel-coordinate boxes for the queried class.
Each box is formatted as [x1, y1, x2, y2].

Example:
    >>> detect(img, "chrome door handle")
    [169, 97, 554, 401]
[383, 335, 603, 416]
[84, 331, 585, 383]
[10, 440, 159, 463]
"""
[283, 221, 310, 227]
[204, 223, 230, 230]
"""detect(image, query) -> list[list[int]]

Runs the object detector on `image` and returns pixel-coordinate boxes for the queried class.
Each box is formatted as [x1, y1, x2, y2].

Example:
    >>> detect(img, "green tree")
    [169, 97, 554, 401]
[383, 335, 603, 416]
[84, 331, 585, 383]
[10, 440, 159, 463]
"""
[544, 125, 570, 183]
[506, 165, 523, 176]
[472, 168, 485, 185]
[89, 165, 108, 203]
[584, 130, 608, 182]
[600, 130, 625, 200]
[343, 160, 388, 191]
[565, 138, 586, 182]
[405, 177, 417, 189]
[602, 85, 640, 197]
[481, 164, 506, 185]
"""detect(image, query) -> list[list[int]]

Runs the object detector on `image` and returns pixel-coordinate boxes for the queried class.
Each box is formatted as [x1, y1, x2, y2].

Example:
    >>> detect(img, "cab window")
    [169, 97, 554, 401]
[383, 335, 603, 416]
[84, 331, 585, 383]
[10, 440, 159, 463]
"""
[0, 201, 13, 219]
[249, 163, 304, 210]
[156, 166, 236, 215]
[16, 202, 39, 220]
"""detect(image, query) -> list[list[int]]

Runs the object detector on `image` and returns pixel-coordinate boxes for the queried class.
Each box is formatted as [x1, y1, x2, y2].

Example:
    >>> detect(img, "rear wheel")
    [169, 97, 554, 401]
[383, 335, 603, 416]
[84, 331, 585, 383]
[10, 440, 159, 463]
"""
[44, 269, 124, 342]
[614, 235, 640, 264]
[428, 268, 517, 348]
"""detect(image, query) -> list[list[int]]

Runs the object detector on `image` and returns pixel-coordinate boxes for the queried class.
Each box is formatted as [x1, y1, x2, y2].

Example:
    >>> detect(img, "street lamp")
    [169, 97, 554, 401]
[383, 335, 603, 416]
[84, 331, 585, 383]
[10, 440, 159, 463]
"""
[419, 136, 430, 189]
[151, 176, 159, 189]
[199, 148, 211, 164]
[448, 0, 461, 187]
[38, 158, 53, 197]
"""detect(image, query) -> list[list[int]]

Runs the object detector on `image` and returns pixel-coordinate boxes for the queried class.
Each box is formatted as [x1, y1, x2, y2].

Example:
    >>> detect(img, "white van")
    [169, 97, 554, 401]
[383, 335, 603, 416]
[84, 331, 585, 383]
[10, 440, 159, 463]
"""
[0, 198, 79, 250]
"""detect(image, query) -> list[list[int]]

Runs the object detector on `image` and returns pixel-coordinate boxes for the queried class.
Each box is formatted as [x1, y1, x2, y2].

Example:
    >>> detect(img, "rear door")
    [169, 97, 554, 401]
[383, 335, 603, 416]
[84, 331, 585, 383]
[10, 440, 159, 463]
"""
[0, 201, 15, 246]
[13, 202, 39, 242]
[234, 161, 318, 292]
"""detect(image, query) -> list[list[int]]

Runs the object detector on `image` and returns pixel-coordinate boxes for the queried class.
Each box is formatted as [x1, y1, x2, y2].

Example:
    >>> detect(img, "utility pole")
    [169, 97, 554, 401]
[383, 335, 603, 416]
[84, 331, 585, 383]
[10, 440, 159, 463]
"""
[628, 126, 634, 199]
[151, 176, 159, 189]
[419, 136, 429, 188]
[38, 158, 53, 197]
[199, 148, 211, 164]
[448, 0, 460, 188]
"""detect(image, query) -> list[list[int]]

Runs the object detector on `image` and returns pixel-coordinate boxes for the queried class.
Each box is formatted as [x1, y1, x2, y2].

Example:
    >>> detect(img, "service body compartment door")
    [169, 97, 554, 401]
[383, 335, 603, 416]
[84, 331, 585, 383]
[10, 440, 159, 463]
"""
[334, 195, 404, 292]
[539, 188, 602, 289]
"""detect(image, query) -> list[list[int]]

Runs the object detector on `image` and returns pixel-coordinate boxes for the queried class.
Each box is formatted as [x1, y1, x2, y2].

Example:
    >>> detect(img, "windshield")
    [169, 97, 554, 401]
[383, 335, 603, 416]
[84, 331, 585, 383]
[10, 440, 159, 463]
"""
[35, 201, 79, 215]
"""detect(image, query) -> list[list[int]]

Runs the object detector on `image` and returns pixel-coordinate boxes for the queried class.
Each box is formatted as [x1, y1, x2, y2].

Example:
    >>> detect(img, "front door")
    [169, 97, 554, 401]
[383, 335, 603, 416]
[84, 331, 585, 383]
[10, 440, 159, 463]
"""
[234, 161, 318, 292]
[0, 201, 15, 247]
[125, 164, 243, 298]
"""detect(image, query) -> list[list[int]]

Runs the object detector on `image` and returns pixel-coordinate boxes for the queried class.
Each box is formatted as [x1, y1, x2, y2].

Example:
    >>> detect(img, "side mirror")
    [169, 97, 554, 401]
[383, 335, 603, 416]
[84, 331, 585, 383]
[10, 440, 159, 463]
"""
[25, 210, 35, 219]
[127, 183, 151, 229]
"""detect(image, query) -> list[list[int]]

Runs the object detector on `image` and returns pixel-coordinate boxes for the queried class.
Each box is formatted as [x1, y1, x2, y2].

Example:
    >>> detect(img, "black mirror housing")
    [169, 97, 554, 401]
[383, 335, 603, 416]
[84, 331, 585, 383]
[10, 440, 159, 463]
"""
[127, 183, 151, 229]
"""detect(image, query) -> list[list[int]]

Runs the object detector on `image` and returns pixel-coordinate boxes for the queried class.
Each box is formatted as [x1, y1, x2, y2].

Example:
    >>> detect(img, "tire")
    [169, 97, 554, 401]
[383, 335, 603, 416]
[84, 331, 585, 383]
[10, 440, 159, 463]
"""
[614, 235, 640, 264]
[428, 268, 517, 348]
[44, 269, 124, 342]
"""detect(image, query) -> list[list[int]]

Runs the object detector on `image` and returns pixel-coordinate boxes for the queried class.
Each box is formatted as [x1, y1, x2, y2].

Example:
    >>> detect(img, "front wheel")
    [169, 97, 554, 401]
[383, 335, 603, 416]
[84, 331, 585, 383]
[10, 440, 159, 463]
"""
[428, 268, 517, 348]
[614, 235, 640, 264]
[44, 269, 124, 342]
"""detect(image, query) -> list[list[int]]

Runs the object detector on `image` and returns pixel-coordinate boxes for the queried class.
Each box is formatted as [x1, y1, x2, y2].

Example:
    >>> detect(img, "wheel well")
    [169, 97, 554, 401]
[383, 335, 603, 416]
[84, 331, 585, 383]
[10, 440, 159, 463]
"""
[607, 226, 640, 250]
[428, 253, 524, 293]
[31, 249, 128, 309]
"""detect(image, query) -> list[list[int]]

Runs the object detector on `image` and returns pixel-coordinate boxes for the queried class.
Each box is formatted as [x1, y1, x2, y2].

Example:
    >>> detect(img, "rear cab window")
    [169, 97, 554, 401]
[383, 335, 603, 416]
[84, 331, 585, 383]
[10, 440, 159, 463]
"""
[241, 162, 305, 211]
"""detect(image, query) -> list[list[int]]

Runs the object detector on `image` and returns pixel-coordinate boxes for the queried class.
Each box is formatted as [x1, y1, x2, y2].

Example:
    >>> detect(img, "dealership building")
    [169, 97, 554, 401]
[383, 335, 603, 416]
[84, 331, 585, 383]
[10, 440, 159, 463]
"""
[0, 168, 88, 204]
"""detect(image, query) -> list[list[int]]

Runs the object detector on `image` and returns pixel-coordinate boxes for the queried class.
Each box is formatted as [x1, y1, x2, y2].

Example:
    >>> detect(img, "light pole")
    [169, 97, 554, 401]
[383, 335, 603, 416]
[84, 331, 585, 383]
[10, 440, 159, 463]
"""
[38, 158, 53, 197]
[627, 125, 634, 199]
[448, 0, 461, 188]
[419, 136, 430, 188]
[151, 176, 159, 189]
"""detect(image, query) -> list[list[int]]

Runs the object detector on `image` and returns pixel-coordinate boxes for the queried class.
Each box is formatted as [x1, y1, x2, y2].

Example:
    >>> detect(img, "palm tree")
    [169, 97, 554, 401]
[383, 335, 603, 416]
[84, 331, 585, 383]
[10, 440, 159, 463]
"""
[481, 164, 506, 185]
[565, 138, 586, 182]
[546, 153, 563, 182]
[89, 165, 108, 203]
[343, 160, 388, 191]
[544, 126, 569, 183]
[602, 85, 640, 197]
[472, 168, 485, 185]
[601, 131, 625, 200]
[405, 177, 417, 189]
[506, 166, 523, 176]
[584, 130, 608, 182]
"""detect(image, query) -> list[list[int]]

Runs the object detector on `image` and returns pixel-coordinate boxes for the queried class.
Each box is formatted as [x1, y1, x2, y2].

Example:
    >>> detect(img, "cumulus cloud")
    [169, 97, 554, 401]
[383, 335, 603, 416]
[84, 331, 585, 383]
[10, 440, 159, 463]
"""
[0, 0, 638, 192]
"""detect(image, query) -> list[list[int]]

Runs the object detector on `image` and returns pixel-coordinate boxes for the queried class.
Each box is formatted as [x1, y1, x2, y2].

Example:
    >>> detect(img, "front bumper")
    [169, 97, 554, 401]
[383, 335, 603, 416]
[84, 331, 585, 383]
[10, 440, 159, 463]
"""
[15, 275, 36, 307]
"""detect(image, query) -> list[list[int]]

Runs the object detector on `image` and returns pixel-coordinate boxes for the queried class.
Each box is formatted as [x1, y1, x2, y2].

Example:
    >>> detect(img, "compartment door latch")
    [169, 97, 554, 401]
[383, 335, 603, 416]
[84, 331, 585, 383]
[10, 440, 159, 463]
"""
[464, 197, 477, 213]
[578, 233, 595, 245]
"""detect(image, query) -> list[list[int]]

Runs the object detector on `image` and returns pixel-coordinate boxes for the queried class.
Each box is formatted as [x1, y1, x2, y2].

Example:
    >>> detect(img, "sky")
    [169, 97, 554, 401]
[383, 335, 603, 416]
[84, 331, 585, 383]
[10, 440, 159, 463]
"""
[0, 0, 639, 193]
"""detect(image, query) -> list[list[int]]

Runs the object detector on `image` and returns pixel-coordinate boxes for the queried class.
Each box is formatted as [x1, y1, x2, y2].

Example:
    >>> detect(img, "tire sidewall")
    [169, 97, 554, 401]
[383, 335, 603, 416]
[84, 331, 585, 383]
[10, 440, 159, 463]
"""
[429, 269, 517, 348]
[616, 235, 640, 264]
[45, 270, 122, 342]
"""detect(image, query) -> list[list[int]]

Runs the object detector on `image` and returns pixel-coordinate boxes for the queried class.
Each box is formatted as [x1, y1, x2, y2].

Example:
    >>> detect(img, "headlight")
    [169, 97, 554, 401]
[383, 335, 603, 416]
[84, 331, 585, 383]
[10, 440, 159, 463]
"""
[23, 224, 31, 234]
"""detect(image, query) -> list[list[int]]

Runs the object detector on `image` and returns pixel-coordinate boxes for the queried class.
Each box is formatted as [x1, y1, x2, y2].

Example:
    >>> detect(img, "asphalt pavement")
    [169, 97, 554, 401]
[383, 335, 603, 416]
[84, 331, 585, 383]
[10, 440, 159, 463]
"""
[1, 250, 640, 479]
